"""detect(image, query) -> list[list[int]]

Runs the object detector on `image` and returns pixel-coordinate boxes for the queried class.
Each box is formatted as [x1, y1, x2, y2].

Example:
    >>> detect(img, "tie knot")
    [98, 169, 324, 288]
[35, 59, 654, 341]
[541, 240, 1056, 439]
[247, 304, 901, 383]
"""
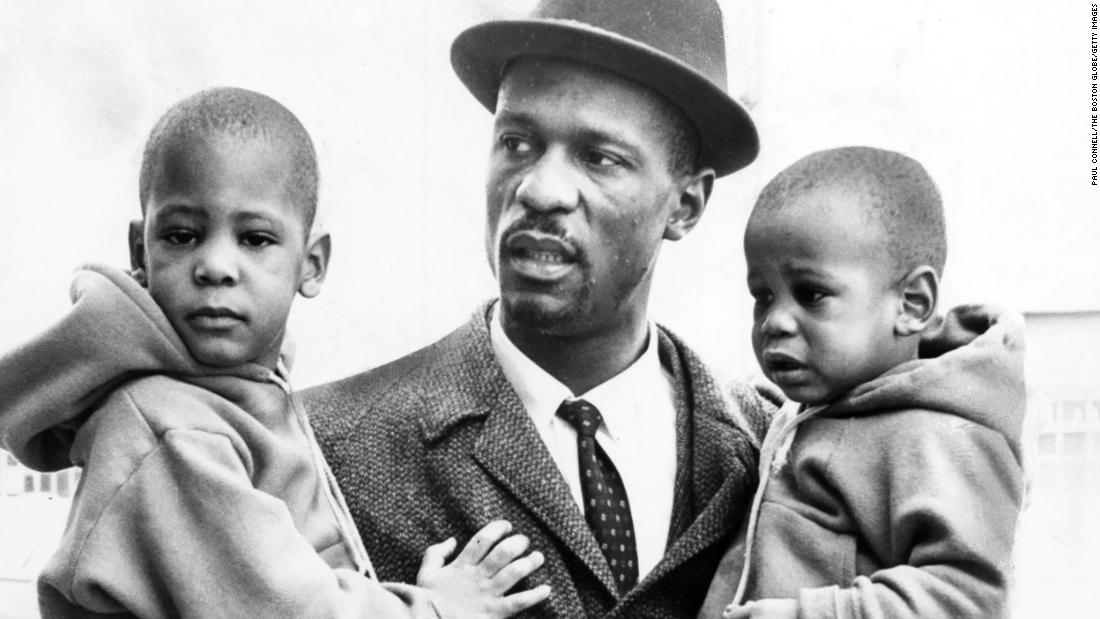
[556, 398, 603, 438]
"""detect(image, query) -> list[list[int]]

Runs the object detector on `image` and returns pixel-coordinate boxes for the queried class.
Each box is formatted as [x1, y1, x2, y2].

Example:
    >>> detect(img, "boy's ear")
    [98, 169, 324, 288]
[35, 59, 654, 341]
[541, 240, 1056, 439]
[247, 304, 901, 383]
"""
[663, 167, 714, 241]
[298, 231, 331, 299]
[128, 219, 148, 286]
[895, 265, 939, 336]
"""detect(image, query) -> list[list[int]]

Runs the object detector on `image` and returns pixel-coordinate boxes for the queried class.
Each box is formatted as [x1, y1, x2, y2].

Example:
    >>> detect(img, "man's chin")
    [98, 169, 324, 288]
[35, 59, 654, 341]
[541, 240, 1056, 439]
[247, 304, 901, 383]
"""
[500, 293, 583, 336]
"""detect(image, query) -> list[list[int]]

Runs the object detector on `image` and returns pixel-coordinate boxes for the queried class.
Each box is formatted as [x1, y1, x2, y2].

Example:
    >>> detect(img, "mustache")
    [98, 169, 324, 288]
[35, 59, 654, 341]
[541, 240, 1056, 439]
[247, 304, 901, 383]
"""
[498, 216, 587, 266]
[500, 216, 571, 243]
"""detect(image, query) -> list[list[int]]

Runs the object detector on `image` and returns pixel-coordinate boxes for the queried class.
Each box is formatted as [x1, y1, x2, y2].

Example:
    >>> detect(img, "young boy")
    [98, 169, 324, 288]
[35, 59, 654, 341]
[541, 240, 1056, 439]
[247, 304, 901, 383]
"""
[0, 88, 549, 618]
[707, 146, 1026, 618]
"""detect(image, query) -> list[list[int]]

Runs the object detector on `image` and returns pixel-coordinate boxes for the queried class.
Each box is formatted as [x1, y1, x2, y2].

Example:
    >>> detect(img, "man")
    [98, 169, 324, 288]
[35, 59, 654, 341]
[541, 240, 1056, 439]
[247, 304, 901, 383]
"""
[307, 2, 768, 615]
[305, 0, 989, 616]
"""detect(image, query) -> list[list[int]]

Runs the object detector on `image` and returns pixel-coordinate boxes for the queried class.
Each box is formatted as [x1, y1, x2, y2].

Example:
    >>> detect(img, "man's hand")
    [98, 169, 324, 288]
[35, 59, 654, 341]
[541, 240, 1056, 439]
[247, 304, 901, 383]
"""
[417, 520, 551, 618]
[919, 304, 1003, 358]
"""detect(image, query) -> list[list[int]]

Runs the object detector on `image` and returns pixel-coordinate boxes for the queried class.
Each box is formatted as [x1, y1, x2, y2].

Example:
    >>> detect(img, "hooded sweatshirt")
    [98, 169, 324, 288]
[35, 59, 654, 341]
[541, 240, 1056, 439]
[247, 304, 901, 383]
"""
[0, 265, 441, 618]
[707, 312, 1026, 619]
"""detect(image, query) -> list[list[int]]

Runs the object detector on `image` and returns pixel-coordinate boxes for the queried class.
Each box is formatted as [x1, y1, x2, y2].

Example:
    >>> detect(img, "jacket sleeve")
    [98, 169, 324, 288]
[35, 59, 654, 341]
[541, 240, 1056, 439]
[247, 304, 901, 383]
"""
[746, 412, 1024, 619]
[40, 392, 442, 619]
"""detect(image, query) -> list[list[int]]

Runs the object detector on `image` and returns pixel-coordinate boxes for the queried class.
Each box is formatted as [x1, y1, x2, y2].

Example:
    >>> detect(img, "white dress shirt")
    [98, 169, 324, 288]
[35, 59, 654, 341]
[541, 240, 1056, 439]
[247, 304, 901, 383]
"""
[489, 304, 678, 580]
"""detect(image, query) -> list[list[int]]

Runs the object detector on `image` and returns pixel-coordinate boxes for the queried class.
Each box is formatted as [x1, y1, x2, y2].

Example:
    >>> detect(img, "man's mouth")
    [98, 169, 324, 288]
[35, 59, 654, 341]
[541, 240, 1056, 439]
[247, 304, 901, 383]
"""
[186, 307, 245, 329]
[519, 249, 568, 264]
[503, 230, 579, 281]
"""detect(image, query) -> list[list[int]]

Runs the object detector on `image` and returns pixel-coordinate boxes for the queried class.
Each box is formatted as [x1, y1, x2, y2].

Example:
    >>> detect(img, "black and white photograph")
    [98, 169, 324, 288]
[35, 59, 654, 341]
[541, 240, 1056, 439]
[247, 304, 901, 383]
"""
[1, 1, 1096, 617]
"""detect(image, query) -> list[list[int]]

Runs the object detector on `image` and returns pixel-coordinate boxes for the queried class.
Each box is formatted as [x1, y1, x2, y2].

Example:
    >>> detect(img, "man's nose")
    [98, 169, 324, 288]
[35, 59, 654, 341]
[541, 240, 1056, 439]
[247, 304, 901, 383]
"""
[514, 148, 580, 213]
[193, 237, 240, 286]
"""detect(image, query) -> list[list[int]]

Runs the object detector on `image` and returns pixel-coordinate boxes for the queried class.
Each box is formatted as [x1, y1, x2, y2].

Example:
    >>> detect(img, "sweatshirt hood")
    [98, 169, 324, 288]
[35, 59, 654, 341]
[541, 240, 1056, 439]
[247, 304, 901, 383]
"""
[827, 311, 1027, 457]
[0, 264, 283, 470]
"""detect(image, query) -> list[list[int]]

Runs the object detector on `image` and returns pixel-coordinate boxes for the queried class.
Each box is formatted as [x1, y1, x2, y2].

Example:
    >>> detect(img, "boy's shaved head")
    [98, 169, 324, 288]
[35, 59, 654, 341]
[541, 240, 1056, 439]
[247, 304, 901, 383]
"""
[138, 87, 318, 229]
[752, 146, 946, 276]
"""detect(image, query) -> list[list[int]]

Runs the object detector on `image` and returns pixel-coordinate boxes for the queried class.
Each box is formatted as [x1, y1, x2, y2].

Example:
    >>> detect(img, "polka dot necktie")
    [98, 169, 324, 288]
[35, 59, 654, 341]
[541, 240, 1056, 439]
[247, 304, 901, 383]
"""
[556, 398, 638, 594]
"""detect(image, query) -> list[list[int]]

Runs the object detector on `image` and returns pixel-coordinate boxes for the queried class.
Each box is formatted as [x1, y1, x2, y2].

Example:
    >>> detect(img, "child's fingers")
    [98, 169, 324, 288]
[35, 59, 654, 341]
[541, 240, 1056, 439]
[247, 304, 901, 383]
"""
[417, 537, 457, 579]
[722, 605, 752, 619]
[490, 550, 544, 592]
[455, 520, 513, 565]
[478, 533, 530, 576]
[493, 583, 551, 616]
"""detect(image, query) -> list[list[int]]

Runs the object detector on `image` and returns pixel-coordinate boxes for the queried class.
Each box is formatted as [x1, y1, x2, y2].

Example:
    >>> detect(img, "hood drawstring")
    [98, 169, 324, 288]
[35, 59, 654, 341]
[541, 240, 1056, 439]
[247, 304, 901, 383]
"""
[269, 362, 378, 581]
[731, 401, 825, 605]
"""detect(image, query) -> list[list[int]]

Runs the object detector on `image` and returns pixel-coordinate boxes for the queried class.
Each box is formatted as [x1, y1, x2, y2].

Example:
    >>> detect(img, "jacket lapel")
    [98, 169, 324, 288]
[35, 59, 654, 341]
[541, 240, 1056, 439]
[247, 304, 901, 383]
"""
[638, 327, 761, 591]
[417, 305, 619, 597]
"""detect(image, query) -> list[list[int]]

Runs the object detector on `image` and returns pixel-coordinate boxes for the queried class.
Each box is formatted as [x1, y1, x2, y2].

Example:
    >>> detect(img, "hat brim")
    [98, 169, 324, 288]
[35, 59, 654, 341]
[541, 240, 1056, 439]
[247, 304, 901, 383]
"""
[451, 19, 759, 177]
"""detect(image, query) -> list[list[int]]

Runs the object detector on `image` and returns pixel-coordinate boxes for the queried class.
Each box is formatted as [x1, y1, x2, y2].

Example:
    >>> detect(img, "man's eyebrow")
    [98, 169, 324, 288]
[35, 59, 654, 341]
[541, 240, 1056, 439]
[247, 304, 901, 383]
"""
[575, 127, 642, 157]
[493, 110, 537, 128]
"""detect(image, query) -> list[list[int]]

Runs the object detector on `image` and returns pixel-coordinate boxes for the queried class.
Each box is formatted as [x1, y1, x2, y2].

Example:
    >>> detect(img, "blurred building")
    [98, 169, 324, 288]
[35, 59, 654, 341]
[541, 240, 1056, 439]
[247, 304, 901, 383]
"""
[0, 450, 80, 498]
[1025, 311, 1100, 492]
[1012, 310, 1100, 617]
[0, 452, 75, 618]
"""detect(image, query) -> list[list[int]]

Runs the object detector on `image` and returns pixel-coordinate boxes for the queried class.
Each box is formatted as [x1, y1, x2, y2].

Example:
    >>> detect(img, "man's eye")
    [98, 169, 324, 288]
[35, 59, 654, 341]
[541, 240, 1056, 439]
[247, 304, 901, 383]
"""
[163, 230, 197, 245]
[501, 135, 532, 153]
[582, 150, 621, 168]
[241, 233, 276, 248]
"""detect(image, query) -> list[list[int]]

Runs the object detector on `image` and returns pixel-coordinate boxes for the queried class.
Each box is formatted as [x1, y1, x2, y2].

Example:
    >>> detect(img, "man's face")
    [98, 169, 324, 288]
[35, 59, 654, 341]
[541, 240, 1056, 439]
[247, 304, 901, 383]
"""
[745, 185, 906, 404]
[138, 135, 313, 368]
[486, 57, 688, 337]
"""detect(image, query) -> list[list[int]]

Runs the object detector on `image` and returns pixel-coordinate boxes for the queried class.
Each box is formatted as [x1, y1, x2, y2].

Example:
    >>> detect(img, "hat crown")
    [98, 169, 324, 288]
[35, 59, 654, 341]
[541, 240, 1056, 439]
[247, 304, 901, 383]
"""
[531, 0, 728, 90]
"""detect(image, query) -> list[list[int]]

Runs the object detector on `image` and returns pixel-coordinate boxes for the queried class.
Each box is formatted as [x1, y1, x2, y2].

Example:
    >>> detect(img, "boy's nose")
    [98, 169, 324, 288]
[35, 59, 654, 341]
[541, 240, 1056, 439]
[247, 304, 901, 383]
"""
[760, 305, 798, 337]
[193, 240, 240, 286]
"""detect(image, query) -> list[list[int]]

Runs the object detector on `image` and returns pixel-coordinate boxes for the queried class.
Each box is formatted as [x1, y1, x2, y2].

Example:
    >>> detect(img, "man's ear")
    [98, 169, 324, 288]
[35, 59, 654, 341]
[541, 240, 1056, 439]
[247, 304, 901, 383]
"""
[128, 219, 148, 286]
[895, 265, 939, 336]
[664, 167, 715, 241]
[298, 231, 331, 298]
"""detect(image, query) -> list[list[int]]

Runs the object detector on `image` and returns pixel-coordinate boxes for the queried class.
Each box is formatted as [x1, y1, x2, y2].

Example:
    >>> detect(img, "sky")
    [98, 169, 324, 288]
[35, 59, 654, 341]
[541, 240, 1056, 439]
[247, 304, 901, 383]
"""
[0, 0, 1095, 388]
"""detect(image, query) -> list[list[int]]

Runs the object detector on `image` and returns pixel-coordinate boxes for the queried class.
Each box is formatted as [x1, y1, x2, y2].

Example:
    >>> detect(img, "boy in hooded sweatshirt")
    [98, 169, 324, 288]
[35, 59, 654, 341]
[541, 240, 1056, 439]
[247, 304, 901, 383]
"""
[704, 147, 1026, 619]
[0, 87, 550, 618]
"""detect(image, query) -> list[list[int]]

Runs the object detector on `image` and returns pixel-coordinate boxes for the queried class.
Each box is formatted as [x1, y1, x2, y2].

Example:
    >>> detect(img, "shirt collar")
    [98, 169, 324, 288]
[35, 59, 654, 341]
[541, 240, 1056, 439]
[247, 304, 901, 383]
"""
[489, 302, 665, 441]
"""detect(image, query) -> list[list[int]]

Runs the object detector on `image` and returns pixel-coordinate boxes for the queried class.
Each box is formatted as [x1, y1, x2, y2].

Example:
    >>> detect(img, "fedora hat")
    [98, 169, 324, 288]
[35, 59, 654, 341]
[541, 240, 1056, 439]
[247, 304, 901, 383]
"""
[451, 0, 759, 177]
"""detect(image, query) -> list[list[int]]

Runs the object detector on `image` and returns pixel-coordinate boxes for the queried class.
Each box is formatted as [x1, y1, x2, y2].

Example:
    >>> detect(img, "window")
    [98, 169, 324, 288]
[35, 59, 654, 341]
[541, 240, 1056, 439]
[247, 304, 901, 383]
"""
[1063, 432, 1087, 457]
[1038, 433, 1056, 455]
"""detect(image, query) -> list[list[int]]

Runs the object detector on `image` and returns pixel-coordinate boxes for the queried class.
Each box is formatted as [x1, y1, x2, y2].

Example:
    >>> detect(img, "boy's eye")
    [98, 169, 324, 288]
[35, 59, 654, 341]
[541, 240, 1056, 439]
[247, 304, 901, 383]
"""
[793, 287, 828, 306]
[749, 288, 773, 306]
[162, 230, 197, 245]
[241, 232, 277, 248]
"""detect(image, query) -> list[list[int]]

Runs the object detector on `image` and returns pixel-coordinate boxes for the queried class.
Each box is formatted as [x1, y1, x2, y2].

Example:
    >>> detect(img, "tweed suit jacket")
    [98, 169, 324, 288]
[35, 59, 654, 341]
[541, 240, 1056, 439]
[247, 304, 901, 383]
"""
[304, 304, 774, 617]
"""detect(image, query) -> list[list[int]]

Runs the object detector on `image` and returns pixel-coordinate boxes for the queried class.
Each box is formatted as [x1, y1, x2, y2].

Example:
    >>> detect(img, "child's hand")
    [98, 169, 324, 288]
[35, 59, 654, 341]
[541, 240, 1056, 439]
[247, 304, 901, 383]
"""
[417, 520, 551, 618]
[722, 599, 798, 619]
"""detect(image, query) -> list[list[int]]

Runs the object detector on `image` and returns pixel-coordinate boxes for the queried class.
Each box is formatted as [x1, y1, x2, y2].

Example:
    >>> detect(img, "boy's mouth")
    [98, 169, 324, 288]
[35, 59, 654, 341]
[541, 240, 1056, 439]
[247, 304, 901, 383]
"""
[761, 351, 809, 375]
[187, 307, 245, 329]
